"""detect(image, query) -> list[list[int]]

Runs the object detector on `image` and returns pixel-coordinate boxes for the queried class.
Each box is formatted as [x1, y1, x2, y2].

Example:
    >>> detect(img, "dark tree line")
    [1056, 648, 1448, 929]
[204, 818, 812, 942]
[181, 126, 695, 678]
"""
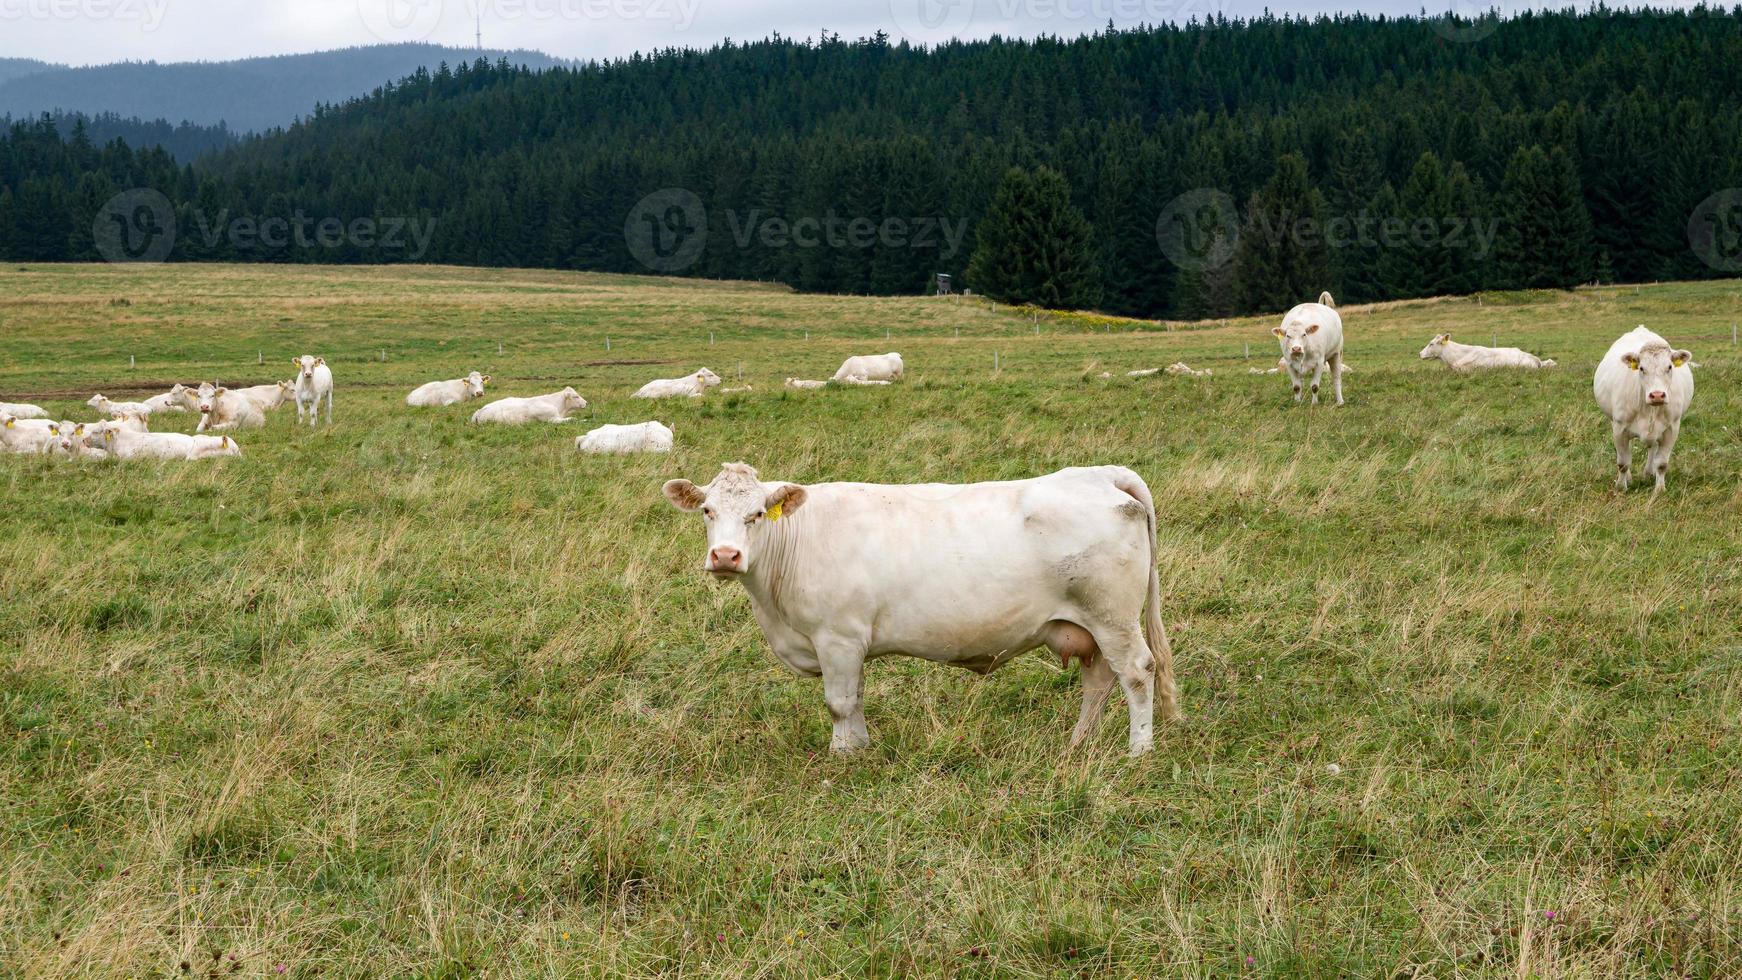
[4, 9, 1742, 316]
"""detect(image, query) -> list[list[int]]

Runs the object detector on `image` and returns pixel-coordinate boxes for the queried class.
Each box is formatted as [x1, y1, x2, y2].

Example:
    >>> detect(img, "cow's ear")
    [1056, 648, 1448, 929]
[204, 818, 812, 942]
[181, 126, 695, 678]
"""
[765, 483, 807, 520]
[291, 358, 300, 366]
[1439, 333, 1450, 343]
[482, 376, 491, 384]
[316, 357, 325, 365]
[1271, 326, 1285, 338]
[1672, 349, 1692, 368]
[663, 479, 706, 512]
[1305, 323, 1320, 335]
[1623, 352, 1642, 371]
[47, 423, 59, 434]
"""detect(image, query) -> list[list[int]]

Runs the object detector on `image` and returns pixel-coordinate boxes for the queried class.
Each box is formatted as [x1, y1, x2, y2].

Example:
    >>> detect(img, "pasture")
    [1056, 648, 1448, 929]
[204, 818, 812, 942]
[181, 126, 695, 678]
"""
[2, 264, 1741, 977]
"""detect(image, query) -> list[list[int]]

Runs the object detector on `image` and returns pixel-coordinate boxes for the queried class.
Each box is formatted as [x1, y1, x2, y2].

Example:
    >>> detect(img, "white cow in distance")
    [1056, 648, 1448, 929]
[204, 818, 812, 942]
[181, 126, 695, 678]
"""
[784, 378, 828, 390]
[470, 387, 587, 424]
[0, 402, 47, 420]
[87, 393, 153, 418]
[292, 355, 334, 427]
[141, 388, 189, 413]
[1594, 325, 1694, 493]
[85, 423, 240, 460]
[632, 368, 721, 399]
[832, 352, 903, 383]
[1420, 334, 1556, 371]
[576, 421, 674, 454]
[1272, 291, 1345, 405]
[662, 463, 1181, 757]
[233, 381, 295, 412]
[407, 371, 490, 407]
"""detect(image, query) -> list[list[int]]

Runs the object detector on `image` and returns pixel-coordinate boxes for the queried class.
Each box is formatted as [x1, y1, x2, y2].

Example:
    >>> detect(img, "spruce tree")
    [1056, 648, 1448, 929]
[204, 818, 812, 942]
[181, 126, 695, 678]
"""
[1232, 154, 1330, 314]
[966, 166, 1101, 310]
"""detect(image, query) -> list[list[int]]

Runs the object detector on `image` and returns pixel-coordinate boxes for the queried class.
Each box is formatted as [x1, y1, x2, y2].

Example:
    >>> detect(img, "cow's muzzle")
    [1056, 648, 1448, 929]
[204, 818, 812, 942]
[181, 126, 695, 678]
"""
[1648, 391, 1668, 405]
[706, 545, 744, 575]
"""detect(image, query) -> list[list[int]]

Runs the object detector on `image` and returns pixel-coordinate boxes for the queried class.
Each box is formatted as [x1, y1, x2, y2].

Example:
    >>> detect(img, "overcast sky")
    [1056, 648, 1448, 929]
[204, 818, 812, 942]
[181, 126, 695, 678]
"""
[0, 0, 1638, 68]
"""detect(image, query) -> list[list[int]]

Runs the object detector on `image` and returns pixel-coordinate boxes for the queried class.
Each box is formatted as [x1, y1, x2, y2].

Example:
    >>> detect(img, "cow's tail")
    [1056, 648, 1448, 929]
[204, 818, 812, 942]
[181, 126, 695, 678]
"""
[1112, 469, 1183, 722]
[1318, 291, 1336, 308]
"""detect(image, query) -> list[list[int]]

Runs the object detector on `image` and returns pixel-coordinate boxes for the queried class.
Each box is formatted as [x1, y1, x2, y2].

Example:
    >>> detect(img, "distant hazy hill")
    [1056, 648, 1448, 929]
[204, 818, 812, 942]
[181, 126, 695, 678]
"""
[0, 58, 60, 85]
[0, 44, 571, 133]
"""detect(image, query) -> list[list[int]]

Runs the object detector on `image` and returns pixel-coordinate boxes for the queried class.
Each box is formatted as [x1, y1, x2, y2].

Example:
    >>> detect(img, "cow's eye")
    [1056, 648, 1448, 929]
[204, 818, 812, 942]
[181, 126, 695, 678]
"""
[749, 511, 765, 524]
[702, 507, 715, 520]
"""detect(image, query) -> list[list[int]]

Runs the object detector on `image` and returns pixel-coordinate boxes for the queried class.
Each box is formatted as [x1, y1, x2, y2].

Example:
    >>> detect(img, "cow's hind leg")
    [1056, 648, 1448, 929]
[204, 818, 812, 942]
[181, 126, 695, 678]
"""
[1089, 624, 1156, 757]
[1329, 351, 1345, 406]
[1046, 621, 1114, 749]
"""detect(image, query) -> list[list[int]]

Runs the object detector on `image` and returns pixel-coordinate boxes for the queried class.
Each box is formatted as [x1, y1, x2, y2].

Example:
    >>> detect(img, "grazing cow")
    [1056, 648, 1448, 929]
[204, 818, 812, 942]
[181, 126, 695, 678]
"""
[407, 371, 490, 407]
[832, 353, 904, 383]
[576, 421, 674, 454]
[662, 463, 1181, 756]
[87, 394, 153, 418]
[87, 424, 240, 460]
[194, 383, 266, 432]
[292, 355, 334, 427]
[632, 368, 721, 399]
[0, 402, 49, 419]
[1594, 325, 1694, 493]
[1271, 292, 1345, 405]
[784, 378, 827, 390]
[470, 387, 587, 424]
[1419, 334, 1556, 372]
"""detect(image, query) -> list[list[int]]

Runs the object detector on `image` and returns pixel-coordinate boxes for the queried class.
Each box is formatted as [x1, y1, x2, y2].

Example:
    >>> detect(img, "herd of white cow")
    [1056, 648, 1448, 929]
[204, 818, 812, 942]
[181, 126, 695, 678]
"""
[0, 296, 1702, 754]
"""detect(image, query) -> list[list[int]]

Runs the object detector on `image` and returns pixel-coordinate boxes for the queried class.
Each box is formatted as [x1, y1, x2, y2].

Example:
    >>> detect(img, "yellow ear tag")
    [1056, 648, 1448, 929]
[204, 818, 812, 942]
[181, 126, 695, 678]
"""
[1672, 357, 1686, 368]
[3, 419, 12, 429]
[767, 502, 783, 523]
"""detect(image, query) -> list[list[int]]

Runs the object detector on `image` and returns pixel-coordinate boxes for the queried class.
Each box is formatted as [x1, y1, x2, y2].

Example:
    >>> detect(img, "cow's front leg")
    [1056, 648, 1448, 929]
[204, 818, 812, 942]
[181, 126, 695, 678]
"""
[1289, 367, 1303, 403]
[1648, 423, 1679, 494]
[816, 638, 869, 754]
[1309, 360, 1326, 405]
[1612, 421, 1632, 491]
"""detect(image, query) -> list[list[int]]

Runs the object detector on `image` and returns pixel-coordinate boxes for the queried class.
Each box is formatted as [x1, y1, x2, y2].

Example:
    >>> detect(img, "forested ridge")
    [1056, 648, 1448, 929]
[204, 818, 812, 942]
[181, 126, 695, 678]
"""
[4, 8, 1742, 317]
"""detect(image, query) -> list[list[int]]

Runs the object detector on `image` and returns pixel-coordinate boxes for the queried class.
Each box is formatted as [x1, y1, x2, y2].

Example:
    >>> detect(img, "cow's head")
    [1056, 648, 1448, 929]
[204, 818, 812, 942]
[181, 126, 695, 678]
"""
[664, 462, 807, 577]
[465, 372, 490, 399]
[1621, 344, 1692, 406]
[293, 355, 323, 381]
[1272, 319, 1320, 360]
[86, 394, 107, 411]
[694, 368, 722, 388]
[1419, 333, 1450, 359]
[559, 387, 588, 413]
[196, 383, 223, 417]
[47, 421, 84, 454]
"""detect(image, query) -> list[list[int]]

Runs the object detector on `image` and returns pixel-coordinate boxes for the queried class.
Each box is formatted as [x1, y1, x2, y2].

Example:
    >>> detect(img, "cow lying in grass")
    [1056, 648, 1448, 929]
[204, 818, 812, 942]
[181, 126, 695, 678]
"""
[1419, 334, 1556, 371]
[663, 463, 1180, 756]
[633, 368, 720, 399]
[471, 388, 587, 424]
[408, 371, 489, 407]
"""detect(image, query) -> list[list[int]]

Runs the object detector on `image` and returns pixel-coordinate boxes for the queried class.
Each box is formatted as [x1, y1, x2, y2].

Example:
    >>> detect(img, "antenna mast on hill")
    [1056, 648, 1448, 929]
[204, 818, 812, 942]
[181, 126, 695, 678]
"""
[475, 9, 483, 51]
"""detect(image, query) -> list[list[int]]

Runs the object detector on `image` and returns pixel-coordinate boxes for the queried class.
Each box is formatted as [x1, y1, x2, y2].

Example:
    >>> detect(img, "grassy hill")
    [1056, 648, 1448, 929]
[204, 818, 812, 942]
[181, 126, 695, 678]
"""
[1, 265, 1740, 975]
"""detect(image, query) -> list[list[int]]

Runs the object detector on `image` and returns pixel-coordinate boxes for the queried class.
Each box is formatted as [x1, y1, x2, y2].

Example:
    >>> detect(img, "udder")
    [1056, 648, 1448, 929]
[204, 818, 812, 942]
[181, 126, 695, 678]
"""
[1044, 620, 1100, 669]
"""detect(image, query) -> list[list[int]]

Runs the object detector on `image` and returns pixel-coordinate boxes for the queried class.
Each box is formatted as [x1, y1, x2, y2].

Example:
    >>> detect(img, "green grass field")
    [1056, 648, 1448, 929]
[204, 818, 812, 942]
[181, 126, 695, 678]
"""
[2, 264, 1740, 977]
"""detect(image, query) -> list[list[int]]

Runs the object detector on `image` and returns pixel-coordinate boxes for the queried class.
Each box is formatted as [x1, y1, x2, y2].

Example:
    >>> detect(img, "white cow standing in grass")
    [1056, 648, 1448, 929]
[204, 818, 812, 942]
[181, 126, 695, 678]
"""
[576, 421, 674, 454]
[1594, 325, 1694, 493]
[1271, 292, 1344, 405]
[832, 353, 903, 383]
[1419, 334, 1556, 372]
[662, 463, 1181, 756]
[407, 371, 490, 407]
[470, 388, 587, 424]
[292, 355, 334, 427]
[632, 368, 721, 399]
